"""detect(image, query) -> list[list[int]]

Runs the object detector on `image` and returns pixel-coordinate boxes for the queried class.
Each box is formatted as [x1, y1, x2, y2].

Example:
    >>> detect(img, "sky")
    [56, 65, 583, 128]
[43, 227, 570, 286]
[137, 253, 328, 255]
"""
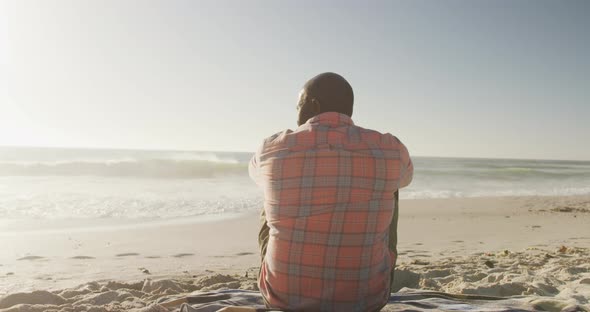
[0, 0, 588, 160]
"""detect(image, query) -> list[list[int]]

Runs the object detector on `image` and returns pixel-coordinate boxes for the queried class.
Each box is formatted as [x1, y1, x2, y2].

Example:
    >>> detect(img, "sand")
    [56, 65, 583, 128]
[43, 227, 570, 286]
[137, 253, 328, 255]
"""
[0, 195, 589, 311]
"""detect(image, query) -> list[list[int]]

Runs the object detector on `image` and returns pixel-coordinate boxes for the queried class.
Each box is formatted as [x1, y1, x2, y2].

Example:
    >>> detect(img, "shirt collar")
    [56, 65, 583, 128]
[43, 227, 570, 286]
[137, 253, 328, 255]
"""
[305, 112, 355, 127]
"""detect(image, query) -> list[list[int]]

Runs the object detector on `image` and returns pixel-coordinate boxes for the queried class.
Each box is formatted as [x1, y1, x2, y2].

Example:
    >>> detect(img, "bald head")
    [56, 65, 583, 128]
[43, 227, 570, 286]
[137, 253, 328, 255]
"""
[297, 72, 354, 126]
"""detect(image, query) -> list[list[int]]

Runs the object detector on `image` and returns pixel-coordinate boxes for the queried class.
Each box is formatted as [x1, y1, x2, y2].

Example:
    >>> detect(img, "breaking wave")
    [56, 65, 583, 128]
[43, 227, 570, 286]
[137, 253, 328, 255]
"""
[0, 159, 249, 178]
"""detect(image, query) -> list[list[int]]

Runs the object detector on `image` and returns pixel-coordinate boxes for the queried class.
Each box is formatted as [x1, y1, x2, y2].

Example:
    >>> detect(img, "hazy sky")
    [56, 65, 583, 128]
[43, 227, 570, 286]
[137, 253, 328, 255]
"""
[0, 0, 588, 160]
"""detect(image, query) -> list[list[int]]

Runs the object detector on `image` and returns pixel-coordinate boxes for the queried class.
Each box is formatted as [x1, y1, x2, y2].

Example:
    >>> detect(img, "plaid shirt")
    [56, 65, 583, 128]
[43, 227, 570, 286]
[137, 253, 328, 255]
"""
[249, 112, 413, 312]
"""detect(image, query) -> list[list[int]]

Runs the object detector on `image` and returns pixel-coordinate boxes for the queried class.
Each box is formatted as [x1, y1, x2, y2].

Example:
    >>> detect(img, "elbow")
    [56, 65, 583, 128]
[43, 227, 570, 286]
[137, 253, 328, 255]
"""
[399, 173, 413, 189]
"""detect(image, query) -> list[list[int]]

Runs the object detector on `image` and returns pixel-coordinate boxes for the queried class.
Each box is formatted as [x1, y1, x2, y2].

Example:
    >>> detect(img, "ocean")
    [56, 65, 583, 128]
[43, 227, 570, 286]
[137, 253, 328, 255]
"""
[0, 147, 589, 220]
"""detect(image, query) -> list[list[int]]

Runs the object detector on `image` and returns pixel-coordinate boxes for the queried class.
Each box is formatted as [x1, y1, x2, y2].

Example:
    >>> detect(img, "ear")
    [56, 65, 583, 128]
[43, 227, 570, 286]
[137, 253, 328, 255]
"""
[311, 98, 321, 114]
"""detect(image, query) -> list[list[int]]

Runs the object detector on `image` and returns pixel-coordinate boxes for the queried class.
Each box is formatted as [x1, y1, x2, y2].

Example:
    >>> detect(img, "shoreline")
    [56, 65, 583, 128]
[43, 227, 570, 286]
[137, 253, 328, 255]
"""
[1, 193, 588, 234]
[0, 212, 251, 236]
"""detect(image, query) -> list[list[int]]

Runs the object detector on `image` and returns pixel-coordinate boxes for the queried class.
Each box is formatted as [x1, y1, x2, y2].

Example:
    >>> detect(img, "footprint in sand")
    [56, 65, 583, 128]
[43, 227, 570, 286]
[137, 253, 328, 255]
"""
[212, 252, 255, 258]
[17, 256, 45, 261]
[69, 256, 95, 260]
[115, 253, 140, 257]
[172, 253, 194, 258]
[138, 267, 151, 274]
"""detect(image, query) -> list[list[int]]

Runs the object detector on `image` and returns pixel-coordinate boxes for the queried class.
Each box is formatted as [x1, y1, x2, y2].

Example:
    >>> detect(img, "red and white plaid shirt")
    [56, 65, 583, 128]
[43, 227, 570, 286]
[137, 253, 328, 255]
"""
[249, 112, 413, 311]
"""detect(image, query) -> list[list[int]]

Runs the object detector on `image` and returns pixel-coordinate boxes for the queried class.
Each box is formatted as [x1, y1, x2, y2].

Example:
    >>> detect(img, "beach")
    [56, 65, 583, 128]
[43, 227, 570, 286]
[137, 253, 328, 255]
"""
[2, 0, 589, 310]
[1, 147, 589, 311]
[1, 195, 589, 311]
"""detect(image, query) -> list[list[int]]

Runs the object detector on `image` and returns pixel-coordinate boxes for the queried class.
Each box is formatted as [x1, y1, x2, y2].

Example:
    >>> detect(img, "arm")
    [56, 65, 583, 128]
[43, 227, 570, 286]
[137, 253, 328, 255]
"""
[399, 143, 413, 188]
[249, 139, 268, 187]
[248, 151, 261, 187]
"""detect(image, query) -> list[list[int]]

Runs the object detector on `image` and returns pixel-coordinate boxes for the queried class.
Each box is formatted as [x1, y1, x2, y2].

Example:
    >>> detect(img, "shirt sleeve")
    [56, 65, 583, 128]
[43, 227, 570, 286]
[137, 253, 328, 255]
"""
[399, 142, 413, 189]
[249, 142, 264, 187]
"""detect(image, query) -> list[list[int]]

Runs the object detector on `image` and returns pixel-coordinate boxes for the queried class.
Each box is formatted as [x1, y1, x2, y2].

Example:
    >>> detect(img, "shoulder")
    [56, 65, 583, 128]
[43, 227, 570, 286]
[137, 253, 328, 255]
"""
[380, 132, 405, 147]
[253, 129, 299, 164]
[353, 125, 405, 148]
[254, 129, 296, 160]
[261, 129, 294, 147]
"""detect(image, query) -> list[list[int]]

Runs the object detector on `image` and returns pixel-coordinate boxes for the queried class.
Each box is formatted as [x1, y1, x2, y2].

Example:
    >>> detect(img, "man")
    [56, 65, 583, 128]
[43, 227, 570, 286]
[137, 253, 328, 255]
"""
[249, 72, 413, 311]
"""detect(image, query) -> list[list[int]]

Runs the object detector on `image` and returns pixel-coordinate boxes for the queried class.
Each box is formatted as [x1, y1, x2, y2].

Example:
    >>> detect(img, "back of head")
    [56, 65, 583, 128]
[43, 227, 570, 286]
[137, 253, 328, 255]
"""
[302, 72, 354, 117]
